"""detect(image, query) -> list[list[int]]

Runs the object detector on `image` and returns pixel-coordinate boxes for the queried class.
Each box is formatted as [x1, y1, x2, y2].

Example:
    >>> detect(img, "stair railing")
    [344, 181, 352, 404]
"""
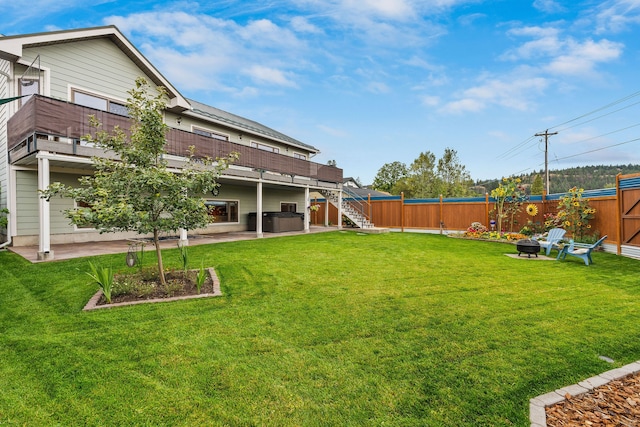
[341, 187, 372, 227]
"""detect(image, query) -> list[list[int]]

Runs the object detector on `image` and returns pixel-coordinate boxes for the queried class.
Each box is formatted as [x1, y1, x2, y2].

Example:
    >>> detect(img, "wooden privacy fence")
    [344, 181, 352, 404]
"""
[311, 173, 640, 256]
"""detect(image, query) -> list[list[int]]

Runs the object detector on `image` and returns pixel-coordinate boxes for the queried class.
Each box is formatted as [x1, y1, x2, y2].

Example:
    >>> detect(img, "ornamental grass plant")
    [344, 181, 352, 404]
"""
[1, 231, 639, 426]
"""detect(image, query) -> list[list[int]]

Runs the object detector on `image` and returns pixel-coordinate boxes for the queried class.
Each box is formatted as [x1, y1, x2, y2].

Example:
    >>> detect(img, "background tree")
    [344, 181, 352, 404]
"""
[436, 148, 473, 197]
[372, 161, 408, 193]
[404, 151, 437, 198]
[531, 174, 544, 195]
[43, 78, 237, 285]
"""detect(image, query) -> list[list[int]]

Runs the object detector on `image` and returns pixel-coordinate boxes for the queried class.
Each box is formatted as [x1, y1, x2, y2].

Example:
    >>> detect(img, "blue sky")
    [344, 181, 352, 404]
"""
[2, 0, 640, 185]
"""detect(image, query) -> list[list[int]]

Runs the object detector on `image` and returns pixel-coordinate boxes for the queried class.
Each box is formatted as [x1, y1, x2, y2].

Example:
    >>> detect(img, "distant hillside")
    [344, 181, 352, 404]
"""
[476, 164, 640, 195]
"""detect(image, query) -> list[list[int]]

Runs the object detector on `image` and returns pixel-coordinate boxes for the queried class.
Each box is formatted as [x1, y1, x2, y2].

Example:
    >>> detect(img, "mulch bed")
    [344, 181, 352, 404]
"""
[546, 372, 640, 426]
[84, 268, 221, 310]
[98, 270, 214, 305]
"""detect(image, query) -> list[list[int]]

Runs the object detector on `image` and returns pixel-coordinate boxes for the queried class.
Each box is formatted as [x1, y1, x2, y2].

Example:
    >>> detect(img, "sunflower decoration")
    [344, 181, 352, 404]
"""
[526, 204, 538, 217]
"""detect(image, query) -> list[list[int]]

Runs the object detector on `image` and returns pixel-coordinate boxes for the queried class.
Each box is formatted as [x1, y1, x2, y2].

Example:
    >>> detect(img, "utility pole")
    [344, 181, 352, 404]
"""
[535, 129, 558, 195]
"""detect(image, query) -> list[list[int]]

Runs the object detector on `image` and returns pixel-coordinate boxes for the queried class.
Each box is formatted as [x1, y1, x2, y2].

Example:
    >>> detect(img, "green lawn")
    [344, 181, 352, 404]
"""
[1, 231, 639, 426]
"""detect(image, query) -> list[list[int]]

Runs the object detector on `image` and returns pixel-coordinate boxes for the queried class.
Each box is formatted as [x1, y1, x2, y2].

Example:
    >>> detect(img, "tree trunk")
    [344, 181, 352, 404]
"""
[154, 229, 166, 286]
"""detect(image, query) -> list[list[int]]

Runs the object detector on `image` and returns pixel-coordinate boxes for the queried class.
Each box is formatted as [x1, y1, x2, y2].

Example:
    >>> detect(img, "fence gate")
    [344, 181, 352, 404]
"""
[618, 173, 640, 258]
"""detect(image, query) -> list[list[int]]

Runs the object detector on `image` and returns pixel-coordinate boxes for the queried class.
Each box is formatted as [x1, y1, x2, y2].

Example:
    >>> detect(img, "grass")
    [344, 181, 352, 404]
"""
[1, 231, 639, 426]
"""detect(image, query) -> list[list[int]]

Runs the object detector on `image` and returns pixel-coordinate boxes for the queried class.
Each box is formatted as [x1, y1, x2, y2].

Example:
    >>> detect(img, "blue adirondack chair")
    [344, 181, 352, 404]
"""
[556, 235, 608, 265]
[536, 228, 566, 256]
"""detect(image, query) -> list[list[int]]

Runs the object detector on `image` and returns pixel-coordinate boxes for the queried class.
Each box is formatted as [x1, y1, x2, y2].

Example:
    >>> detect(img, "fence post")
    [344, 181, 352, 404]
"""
[485, 193, 489, 227]
[616, 173, 621, 255]
[439, 194, 444, 234]
[401, 192, 405, 232]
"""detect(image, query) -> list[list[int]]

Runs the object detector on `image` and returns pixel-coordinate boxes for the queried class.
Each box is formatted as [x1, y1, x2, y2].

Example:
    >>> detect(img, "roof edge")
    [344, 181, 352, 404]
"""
[0, 25, 190, 111]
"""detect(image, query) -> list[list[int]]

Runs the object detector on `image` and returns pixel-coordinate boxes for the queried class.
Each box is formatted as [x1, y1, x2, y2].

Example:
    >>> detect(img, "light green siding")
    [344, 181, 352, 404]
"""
[15, 171, 88, 236]
[21, 38, 158, 102]
[15, 170, 38, 235]
[202, 184, 305, 227]
[49, 173, 81, 233]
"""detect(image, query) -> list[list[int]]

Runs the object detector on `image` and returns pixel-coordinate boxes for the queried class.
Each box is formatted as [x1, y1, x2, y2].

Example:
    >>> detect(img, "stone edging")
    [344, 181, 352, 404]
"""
[529, 360, 640, 426]
[83, 267, 222, 311]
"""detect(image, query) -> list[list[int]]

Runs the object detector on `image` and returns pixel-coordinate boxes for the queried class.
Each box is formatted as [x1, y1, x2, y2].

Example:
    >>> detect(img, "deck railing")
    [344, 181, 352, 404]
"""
[7, 95, 343, 183]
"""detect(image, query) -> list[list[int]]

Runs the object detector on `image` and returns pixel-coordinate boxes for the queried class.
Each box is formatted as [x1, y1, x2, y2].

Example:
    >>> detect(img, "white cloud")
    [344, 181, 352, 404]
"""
[502, 26, 562, 60]
[103, 11, 308, 92]
[366, 81, 391, 93]
[593, 0, 640, 34]
[290, 16, 324, 34]
[502, 25, 624, 77]
[244, 65, 299, 88]
[238, 18, 303, 49]
[420, 95, 440, 106]
[343, 0, 415, 19]
[441, 76, 549, 114]
[545, 39, 623, 75]
[532, 0, 567, 14]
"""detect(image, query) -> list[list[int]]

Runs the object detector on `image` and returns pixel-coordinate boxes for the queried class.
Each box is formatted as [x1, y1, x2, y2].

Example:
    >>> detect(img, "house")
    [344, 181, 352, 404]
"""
[0, 26, 344, 259]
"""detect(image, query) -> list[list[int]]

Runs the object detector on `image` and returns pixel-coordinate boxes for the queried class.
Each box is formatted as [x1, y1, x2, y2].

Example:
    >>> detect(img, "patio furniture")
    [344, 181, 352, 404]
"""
[536, 228, 566, 256]
[556, 235, 608, 265]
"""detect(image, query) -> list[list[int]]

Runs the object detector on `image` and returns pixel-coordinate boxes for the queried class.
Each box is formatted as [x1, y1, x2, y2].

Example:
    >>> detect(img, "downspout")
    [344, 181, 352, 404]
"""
[0, 70, 12, 248]
[0, 223, 12, 249]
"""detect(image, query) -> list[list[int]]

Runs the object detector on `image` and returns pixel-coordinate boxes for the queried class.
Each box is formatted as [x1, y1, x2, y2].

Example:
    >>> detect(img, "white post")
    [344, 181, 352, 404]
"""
[9, 166, 17, 237]
[178, 228, 188, 247]
[304, 187, 310, 233]
[37, 155, 54, 260]
[337, 190, 343, 230]
[325, 195, 329, 226]
[256, 181, 263, 238]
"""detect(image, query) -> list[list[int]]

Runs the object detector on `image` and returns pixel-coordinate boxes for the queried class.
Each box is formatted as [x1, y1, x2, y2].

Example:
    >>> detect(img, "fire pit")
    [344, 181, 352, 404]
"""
[516, 239, 540, 258]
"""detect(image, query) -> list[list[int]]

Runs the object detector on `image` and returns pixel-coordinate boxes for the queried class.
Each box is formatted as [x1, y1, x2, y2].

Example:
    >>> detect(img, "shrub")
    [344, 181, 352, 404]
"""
[86, 262, 114, 304]
[196, 263, 207, 294]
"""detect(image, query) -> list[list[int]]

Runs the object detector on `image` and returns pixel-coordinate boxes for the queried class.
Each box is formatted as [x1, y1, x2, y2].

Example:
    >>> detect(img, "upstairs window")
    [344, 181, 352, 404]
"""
[193, 127, 229, 141]
[251, 141, 280, 154]
[19, 78, 40, 106]
[72, 90, 128, 116]
[293, 152, 307, 160]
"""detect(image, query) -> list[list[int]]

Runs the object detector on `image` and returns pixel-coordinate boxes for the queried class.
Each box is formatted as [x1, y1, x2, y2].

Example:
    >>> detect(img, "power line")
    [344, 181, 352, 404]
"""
[496, 89, 640, 163]
[553, 100, 640, 133]
[548, 90, 640, 131]
[549, 136, 640, 162]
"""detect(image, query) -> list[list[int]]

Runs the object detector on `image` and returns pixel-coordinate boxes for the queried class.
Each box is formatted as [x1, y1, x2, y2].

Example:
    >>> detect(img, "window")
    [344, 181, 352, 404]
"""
[74, 201, 96, 230]
[72, 90, 128, 116]
[193, 127, 229, 141]
[293, 152, 307, 160]
[281, 202, 297, 213]
[205, 200, 238, 223]
[251, 141, 280, 154]
[19, 78, 39, 106]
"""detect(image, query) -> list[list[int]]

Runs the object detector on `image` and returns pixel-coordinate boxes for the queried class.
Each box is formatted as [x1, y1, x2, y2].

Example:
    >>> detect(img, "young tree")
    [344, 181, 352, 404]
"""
[372, 161, 408, 193]
[436, 148, 473, 197]
[531, 174, 544, 195]
[42, 78, 237, 285]
[406, 151, 437, 198]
